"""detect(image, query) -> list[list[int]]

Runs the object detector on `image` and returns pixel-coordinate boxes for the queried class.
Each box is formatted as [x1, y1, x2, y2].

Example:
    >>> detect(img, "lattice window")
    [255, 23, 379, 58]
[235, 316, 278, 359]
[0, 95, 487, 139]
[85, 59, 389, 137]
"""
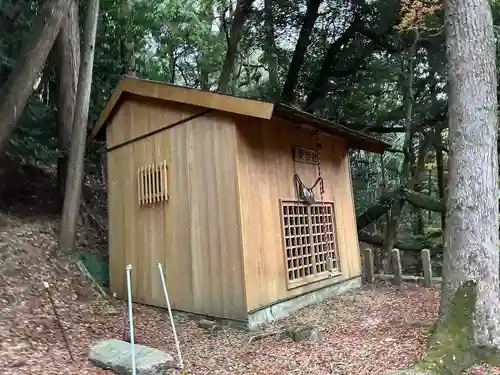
[138, 161, 168, 205]
[280, 200, 340, 288]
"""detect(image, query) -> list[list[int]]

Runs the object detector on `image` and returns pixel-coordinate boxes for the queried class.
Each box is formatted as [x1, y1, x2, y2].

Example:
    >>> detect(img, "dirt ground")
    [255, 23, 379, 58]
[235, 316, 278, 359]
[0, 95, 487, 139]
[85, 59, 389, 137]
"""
[0, 213, 442, 375]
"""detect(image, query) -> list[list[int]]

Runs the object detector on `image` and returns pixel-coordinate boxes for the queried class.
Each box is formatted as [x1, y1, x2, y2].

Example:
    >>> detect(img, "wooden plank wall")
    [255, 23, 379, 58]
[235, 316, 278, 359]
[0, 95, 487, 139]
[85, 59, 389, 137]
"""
[235, 116, 361, 312]
[106, 98, 247, 320]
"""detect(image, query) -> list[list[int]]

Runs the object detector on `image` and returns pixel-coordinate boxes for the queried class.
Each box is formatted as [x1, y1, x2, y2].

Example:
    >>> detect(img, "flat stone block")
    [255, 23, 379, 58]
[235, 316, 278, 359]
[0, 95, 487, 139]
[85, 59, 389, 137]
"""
[89, 338, 176, 375]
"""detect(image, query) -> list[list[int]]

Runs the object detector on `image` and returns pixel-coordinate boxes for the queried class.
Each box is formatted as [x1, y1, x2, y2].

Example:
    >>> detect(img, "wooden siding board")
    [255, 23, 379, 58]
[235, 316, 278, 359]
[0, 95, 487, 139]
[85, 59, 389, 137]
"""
[233, 125, 250, 322]
[236, 118, 268, 305]
[107, 145, 126, 298]
[213, 116, 247, 317]
[106, 98, 246, 321]
[150, 137, 169, 306]
[343, 147, 362, 276]
[165, 125, 193, 310]
[185, 114, 246, 318]
[235, 116, 362, 311]
[106, 98, 210, 149]
[261, 123, 285, 299]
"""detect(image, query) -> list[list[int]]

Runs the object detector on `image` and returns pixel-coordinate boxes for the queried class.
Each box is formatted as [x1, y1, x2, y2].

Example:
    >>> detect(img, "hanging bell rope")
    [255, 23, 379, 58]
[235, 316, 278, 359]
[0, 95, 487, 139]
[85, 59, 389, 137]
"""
[293, 173, 321, 205]
[291, 127, 336, 273]
[314, 129, 335, 274]
[292, 126, 322, 205]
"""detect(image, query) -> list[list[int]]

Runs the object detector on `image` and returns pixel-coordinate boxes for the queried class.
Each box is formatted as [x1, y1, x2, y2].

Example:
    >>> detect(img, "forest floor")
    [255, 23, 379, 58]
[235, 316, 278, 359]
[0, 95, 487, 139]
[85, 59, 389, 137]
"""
[0, 211, 444, 375]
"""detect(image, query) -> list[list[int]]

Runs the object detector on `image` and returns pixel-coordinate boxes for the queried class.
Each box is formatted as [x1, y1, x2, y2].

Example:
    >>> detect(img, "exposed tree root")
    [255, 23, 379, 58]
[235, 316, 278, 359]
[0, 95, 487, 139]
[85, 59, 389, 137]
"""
[382, 281, 500, 375]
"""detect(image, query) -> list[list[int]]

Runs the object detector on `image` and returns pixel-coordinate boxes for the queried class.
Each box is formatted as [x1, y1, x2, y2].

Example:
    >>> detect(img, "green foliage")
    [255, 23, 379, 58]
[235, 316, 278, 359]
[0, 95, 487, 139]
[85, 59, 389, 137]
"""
[73, 251, 110, 287]
[0, 0, 495, 264]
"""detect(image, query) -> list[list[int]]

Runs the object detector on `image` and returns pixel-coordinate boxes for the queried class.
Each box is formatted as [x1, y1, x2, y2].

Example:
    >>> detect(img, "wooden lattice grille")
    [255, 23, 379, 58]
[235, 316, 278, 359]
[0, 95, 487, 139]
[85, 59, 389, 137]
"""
[138, 161, 168, 205]
[280, 200, 340, 287]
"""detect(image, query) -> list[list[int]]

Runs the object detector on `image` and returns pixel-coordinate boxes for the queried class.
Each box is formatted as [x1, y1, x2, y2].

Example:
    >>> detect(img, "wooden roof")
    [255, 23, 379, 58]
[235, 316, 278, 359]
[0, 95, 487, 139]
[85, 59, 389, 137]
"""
[89, 76, 390, 154]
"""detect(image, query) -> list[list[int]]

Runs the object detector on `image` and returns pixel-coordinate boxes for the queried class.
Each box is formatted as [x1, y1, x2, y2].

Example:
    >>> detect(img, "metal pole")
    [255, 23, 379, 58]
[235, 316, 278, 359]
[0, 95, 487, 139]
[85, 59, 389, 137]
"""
[126, 264, 137, 375]
[157, 263, 184, 369]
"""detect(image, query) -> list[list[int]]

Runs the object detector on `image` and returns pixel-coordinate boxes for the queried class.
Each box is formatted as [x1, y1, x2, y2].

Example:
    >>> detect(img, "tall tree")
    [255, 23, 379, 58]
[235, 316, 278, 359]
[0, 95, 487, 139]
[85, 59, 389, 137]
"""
[304, 13, 361, 111]
[263, 0, 279, 98]
[55, 0, 81, 206]
[384, 1, 500, 373]
[440, 0, 500, 346]
[0, 0, 72, 155]
[217, 0, 255, 93]
[199, 0, 215, 90]
[381, 31, 419, 270]
[119, 0, 136, 76]
[59, 0, 100, 251]
[280, 0, 322, 103]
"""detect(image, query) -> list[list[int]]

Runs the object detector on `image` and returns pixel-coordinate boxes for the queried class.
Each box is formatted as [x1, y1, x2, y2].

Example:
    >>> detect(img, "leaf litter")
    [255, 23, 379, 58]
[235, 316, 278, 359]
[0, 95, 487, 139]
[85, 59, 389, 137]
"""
[0, 213, 445, 375]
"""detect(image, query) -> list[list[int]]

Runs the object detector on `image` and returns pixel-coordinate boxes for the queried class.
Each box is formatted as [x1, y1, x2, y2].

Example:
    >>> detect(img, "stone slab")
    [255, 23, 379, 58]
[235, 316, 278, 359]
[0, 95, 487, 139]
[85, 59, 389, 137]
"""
[89, 338, 176, 375]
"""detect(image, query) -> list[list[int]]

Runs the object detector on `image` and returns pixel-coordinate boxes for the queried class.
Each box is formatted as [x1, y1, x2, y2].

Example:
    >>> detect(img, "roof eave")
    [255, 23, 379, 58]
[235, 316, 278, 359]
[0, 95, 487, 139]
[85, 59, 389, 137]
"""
[89, 77, 391, 154]
[89, 76, 275, 139]
[89, 79, 127, 139]
[272, 104, 390, 154]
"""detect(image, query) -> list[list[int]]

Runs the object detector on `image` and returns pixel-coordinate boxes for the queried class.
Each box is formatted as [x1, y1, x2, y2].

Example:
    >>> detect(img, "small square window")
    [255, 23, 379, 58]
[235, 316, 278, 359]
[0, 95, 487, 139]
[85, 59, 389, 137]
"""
[138, 161, 168, 205]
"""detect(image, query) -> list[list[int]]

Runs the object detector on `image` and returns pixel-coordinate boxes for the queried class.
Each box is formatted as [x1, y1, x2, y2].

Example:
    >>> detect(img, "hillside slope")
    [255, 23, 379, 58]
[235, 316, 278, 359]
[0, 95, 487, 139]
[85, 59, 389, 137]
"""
[0, 213, 116, 374]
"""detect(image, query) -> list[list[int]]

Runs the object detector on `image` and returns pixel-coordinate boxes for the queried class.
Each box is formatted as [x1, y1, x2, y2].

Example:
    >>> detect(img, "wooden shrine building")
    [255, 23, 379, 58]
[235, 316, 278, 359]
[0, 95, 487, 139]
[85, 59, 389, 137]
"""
[90, 76, 390, 328]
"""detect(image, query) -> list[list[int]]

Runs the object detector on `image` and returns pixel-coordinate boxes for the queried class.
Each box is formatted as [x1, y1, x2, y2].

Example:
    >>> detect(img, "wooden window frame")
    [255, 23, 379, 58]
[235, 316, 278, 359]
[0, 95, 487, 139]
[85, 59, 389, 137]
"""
[138, 161, 168, 205]
[279, 199, 341, 289]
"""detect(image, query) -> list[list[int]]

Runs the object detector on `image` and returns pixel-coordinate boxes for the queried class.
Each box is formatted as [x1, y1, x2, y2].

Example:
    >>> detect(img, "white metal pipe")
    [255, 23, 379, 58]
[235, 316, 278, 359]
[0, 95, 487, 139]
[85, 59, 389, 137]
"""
[126, 264, 137, 375]
[157, 263, 184, 369]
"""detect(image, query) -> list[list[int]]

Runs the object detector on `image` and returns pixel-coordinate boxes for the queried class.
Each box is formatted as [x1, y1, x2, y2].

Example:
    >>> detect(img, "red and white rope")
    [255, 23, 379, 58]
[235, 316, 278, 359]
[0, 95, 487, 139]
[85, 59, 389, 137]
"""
[314, 130, 334, 270]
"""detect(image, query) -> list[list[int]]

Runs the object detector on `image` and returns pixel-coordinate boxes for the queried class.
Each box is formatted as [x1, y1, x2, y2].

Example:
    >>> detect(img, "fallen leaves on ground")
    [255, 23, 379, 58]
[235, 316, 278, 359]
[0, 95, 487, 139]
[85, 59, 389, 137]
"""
[463, 364, 500, 375]
[0, 213, 440, 375]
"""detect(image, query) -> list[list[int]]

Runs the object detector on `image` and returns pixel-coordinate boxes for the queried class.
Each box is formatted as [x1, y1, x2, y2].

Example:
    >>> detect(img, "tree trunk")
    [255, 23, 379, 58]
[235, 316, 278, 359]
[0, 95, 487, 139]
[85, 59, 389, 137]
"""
[381, 31, 419, 271]
[280, 0, 322, 103]
[217, 0, 254, 93]
[59, 0, 100, 252]
[230, 60, 241, 95]
[412, 132, 435, 234]
[263, 0, 279, 99]
[441, 0, 500, 348]
[118, 0, 135, 76]
[376, 152, 388, 271]
[0, 0, 72, 155]
[427, 62, 447, 231]
[55, 0, 80, 210]
[167, 49, 176, 84]
[199, 0, 214, 90]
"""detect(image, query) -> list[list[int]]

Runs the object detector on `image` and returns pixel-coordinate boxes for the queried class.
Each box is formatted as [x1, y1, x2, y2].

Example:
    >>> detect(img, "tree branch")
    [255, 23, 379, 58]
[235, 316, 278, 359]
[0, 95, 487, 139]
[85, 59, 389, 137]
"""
[403, 189, 445, 212]
[304, 16, 362, 110]
[356, 187, 403, 231]
[358, 231, 442, 254]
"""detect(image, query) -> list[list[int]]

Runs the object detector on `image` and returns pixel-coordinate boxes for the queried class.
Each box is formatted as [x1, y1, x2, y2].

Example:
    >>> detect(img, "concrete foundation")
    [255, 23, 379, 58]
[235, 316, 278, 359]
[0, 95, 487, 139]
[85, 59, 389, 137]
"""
[246, 276, 362, 330]
[166, 276, 362, 331]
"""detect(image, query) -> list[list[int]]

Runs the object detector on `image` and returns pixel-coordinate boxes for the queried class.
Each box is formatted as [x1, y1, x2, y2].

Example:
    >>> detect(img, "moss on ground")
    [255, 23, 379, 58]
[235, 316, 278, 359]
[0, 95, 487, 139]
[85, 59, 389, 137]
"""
[383, 281, 500, 375]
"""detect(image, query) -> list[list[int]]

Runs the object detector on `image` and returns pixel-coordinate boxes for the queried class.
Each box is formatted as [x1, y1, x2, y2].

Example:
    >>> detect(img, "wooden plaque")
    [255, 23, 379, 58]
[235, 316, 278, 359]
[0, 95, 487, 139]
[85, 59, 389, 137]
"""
[293, 147, 318, 165]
